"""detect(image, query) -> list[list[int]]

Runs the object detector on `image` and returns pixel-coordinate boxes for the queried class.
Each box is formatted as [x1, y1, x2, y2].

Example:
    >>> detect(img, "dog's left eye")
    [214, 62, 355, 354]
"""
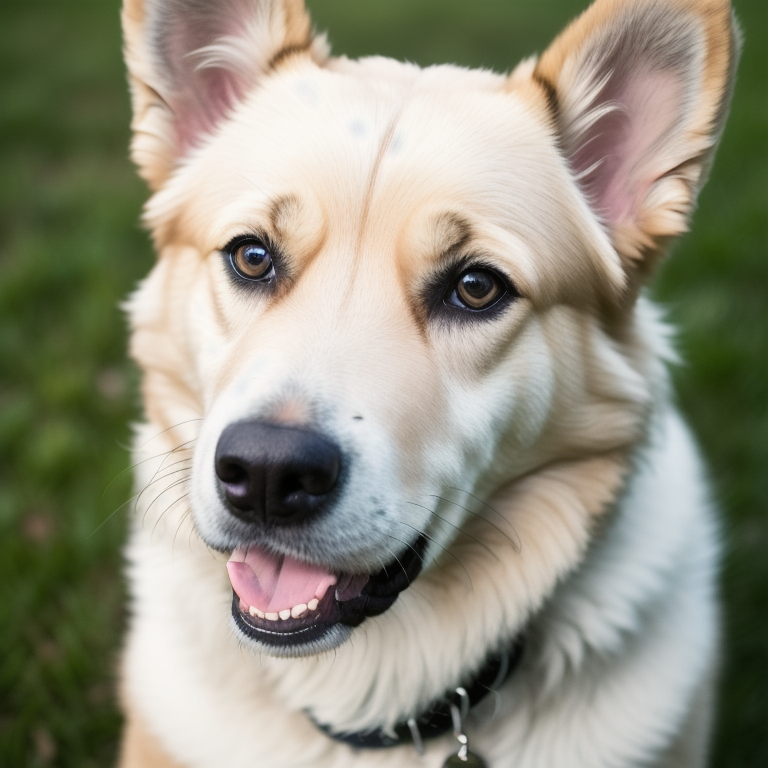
[228, 239, 275, 282]
[448, 269, 506, 311]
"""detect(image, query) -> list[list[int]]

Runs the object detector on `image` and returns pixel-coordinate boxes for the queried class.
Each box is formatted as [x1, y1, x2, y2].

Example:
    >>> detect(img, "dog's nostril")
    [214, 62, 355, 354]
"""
[214, 421, 342, 525]
[294, 463, 339, 496]
[216, 459, 248, 485]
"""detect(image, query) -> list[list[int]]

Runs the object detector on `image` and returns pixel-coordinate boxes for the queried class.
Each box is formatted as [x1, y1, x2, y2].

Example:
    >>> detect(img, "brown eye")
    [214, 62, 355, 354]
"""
[453, 269, 505, 310]
[230, 240, 274, 281]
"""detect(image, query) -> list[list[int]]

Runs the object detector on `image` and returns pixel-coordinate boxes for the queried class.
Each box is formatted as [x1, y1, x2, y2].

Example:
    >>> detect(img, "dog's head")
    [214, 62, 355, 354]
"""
[123, 0, 736, 658]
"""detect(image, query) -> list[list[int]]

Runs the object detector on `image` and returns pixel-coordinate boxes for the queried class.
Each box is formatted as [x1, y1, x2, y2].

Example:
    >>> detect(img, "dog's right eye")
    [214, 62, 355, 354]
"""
[228, 239, 275, 282]
[451, 269, 506, 310]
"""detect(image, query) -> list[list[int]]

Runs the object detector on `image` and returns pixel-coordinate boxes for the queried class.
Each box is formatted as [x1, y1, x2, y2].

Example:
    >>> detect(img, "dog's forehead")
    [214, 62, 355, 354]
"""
[175, 61, 550, 225]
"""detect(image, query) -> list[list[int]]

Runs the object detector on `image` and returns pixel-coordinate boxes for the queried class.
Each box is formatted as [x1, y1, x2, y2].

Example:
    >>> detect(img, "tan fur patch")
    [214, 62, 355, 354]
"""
[118, 700, 185, 768]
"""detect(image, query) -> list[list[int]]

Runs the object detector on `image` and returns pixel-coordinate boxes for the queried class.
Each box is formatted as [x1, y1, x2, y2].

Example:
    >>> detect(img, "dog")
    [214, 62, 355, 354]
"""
[116, 0, 738, 765]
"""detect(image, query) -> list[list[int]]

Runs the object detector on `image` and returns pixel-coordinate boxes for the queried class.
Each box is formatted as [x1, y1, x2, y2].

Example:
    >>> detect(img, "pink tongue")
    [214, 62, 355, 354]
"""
[227, 548, 339, 613]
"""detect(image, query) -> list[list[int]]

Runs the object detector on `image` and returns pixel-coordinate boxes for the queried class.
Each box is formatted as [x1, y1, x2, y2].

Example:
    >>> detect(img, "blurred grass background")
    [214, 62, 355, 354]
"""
[0, 0, 765, 765]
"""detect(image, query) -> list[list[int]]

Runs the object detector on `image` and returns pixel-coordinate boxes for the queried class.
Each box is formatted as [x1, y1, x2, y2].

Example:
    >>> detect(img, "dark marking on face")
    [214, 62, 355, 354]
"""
[269, 195, 301, 240]
[531, 68, 560, 125]
[434, 212, 473, 257]
[268, 39, 313, 71]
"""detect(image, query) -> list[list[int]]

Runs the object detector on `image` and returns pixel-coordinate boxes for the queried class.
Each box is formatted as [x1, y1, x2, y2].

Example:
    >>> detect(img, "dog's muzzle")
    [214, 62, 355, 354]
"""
[214, 420, 426, 650]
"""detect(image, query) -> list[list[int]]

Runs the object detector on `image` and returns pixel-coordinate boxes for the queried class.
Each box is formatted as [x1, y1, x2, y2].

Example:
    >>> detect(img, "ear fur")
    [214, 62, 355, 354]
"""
[534, 0, 739, 280]
[122, 0, 326, 189]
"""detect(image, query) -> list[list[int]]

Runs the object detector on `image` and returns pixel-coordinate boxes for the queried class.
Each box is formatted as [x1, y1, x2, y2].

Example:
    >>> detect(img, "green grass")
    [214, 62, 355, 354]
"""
[1, 0, 765, 765]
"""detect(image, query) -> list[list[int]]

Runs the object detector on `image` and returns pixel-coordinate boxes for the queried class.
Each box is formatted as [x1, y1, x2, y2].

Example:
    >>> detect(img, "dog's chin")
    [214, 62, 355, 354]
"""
[230, 534, 428, 657]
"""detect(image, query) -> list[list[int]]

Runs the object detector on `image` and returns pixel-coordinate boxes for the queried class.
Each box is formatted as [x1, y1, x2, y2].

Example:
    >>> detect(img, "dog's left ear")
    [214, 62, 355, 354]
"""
[533, 0, 739, 284]
[122, 0, 325, 190]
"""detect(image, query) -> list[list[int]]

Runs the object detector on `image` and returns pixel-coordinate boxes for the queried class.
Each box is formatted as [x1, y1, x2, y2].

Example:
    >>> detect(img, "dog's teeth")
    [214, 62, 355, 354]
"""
[291, 604, 308, 619]
[308, 598, 319, 611]
[314, 577, 336, 602]
[279, 609, 291, 621]
[265, 612, 279, 622]
[249, 606, 265, 619]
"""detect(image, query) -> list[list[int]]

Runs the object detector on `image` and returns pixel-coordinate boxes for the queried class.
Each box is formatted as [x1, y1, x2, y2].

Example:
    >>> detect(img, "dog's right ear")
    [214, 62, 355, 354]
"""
[122, 0, 325, 189]
[531, 0, 738, 289]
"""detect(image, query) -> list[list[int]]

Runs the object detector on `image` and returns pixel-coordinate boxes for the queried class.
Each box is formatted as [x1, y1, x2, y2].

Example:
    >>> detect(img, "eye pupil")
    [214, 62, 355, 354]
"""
[243, 245, 267, 266]
[230, 239, 274, 281]
[460, 271, 494, 299]
[454, 269, 504, 310]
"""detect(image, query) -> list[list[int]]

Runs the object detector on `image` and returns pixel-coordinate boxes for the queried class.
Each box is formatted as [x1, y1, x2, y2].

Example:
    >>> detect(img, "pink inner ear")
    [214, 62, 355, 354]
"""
[175, 66, 245, 152]
[150, 0, 273, 154]
[573, 68, 683, 228]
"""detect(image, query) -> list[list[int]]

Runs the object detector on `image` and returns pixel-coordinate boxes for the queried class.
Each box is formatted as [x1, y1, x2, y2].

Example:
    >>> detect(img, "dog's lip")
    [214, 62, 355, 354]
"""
[230, 535, 428, 648]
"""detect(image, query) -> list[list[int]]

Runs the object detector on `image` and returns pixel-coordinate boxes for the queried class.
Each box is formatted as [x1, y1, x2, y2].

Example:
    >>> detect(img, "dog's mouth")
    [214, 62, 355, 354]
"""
[227, 535, 427, 650]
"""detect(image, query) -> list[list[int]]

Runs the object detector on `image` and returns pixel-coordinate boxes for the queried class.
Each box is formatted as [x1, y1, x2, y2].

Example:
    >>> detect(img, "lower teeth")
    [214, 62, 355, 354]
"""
[247, 597, 321, 622]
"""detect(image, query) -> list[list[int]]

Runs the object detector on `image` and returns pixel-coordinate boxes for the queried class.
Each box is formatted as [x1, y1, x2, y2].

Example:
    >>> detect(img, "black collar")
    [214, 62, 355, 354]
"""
[312, 636, 525, 750]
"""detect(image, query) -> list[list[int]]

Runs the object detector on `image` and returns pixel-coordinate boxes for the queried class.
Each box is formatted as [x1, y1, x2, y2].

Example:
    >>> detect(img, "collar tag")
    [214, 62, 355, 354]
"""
[443, 749, 487, 767]
[442, 688, 487, 768]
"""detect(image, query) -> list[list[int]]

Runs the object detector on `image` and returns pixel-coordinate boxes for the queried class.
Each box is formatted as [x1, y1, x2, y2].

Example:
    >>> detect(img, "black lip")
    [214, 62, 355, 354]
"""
[231, 535, 428, 649]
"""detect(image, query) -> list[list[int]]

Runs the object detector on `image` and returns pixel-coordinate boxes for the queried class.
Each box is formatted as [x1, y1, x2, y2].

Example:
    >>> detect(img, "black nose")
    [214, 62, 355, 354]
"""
[214, 421, 342, 526]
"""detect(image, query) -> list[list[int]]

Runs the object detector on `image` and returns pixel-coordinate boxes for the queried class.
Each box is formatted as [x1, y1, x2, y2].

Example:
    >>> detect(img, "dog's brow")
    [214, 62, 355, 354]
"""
[433, 212, 473, 259]
[269, 195, 301, 238]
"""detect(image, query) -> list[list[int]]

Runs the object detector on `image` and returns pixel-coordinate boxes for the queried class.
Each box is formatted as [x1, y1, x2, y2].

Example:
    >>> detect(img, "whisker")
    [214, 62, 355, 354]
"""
[143, 473, 190, 509]
[393, 518, 473, 591]
[102, 440, 195, 498]
[137, 462, 194, 495]
[382, 538, 435, 610]
[148, 442, 195, 485]
[407, 500, 500, 562]
[382, 543, 408, 580]
[153, 454, 195, 474]
[134, 461, 193, 516]
[444, 488, 522, 553]
[143, 477, 191, 528]
[188, 519, 200, 551]
[429, 494, 520, 554]
[88, 489, 144, 539]
[89, 460, 193, 539]
[136, 419, 203, 450]
[385, 534, 425, 566]
[147, 487, 189, 532]
[171, 504, 193, 558]
[235, 173, 268, 198]
[141, 461, 194, 487]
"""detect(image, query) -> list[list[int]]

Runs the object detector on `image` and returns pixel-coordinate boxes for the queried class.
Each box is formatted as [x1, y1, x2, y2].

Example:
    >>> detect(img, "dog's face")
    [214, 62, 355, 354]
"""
[124, 0, 735, 657]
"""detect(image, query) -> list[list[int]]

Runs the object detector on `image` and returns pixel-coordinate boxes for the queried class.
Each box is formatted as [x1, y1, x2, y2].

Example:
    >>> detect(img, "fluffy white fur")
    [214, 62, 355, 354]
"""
[117, 1, 737, 766]
[123, 402, 717, 767]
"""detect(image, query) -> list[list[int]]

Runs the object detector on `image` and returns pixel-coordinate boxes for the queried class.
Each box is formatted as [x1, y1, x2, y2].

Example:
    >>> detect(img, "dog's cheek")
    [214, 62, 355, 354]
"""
[128, 251, 207, 426]
[425, 313, 558, 484]
[529, 307, 655, 463]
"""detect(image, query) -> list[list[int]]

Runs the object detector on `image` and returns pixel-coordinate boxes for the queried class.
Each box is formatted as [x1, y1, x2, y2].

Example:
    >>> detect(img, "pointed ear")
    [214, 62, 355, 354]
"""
[122, 0, 326, 189]
[534, 0, 738, 281]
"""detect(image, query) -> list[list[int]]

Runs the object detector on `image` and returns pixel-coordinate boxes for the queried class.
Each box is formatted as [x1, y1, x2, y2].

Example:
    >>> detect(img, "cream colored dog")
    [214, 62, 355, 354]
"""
[117, 0, 738, 765]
